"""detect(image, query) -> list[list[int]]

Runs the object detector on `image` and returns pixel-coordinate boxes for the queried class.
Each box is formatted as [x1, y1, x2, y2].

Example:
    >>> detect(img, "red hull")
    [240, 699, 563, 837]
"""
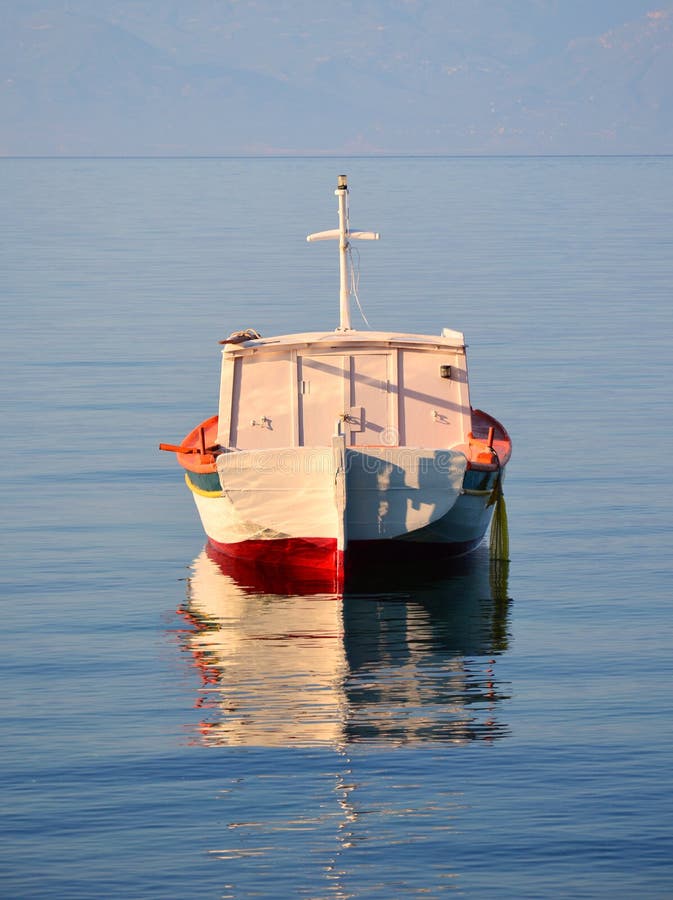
[206, 537, 344, 594]
[208, 535, 338, 568]
[206, 533, 486, 596]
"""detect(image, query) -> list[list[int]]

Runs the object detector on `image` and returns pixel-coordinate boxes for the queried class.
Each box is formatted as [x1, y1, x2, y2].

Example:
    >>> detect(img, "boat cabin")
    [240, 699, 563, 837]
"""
[217, 329, 471, 452]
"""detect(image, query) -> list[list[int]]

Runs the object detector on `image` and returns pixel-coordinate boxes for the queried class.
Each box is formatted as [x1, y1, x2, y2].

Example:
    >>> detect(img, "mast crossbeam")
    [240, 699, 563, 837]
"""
[307, 175, 380, 331]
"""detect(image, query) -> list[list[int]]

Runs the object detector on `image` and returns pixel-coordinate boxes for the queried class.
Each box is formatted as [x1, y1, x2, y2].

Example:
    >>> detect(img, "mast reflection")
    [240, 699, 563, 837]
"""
[178, 546, 512, 746]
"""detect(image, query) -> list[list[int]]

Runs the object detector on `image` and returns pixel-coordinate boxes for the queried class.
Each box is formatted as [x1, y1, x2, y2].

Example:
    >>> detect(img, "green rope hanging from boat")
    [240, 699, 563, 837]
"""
[488, 475, 510, 562]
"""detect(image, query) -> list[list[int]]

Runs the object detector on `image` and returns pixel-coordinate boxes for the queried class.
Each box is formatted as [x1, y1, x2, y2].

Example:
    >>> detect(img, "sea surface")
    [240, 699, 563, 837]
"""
[2, 156, 673, 898]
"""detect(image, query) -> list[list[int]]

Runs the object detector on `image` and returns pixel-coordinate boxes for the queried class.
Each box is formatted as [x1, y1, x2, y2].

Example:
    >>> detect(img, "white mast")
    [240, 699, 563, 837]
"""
[307, 175, 380, 331]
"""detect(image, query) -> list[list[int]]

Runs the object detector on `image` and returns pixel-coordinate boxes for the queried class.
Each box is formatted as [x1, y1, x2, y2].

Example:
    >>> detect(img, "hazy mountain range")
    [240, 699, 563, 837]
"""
[2, 0, 672, 155]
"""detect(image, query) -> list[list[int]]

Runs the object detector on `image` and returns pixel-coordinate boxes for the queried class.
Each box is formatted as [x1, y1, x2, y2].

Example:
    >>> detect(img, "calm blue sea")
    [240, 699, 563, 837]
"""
[2, 156, 673, 898]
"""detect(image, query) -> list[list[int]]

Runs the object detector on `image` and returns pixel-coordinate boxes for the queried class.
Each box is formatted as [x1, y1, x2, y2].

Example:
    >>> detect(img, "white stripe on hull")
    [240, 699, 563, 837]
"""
[189, 444, 480, 548]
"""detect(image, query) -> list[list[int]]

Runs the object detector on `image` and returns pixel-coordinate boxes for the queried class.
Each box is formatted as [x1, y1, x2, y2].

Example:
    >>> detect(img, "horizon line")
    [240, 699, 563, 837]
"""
[2, 152, 672, 161]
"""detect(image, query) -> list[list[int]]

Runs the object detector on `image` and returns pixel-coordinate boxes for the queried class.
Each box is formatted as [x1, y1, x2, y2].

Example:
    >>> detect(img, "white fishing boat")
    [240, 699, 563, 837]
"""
[161, 176, 511, 587]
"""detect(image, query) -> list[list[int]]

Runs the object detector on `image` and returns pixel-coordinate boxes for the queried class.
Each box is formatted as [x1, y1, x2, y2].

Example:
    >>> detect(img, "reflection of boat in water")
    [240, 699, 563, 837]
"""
[178, 547, 511, 746]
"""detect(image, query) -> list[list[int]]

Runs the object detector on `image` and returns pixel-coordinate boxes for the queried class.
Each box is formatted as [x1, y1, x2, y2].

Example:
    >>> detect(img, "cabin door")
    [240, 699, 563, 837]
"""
[299, 355, 348, 446]
[348, 353, 391, 446]
[298, 352, 392, 447]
